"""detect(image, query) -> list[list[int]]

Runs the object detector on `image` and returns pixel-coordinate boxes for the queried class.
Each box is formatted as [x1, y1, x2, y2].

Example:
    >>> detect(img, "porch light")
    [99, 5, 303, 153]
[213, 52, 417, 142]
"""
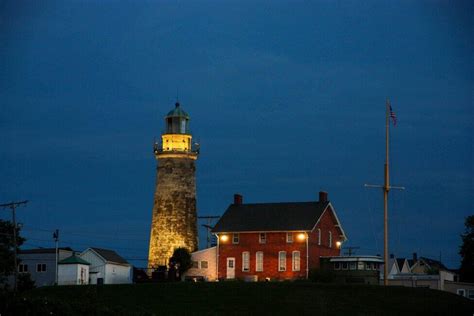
[336, 241, 342, 248]
[220, 235, 229, 242]
[297, 233, 306, 241]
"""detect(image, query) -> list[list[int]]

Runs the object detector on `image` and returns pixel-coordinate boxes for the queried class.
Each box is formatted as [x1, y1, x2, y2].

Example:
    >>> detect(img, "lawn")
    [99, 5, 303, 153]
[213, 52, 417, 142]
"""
[3, 282, 474, 315]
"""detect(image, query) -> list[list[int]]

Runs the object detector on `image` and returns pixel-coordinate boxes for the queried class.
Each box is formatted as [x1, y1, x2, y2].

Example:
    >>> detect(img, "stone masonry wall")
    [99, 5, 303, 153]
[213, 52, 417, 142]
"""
[148, 157, 198, 268]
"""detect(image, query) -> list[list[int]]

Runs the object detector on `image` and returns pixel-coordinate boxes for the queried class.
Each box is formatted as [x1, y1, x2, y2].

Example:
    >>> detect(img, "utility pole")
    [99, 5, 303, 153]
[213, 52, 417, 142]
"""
[0, 200, 29, 292]
[53, 229, 59, 285]
[365, 99, 404, 286]
[198, 216, 220, 248]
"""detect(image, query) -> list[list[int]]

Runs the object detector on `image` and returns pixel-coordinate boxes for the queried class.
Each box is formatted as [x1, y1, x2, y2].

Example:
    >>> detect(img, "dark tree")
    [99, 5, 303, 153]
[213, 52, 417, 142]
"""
[459, 215, 474, 282]
[169, 247, 192, 280]
[0, 219, 25, 284]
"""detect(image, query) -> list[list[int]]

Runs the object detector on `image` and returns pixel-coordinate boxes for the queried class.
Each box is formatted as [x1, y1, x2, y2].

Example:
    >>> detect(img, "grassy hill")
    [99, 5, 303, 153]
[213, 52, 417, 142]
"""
[3, 282, 474, 315]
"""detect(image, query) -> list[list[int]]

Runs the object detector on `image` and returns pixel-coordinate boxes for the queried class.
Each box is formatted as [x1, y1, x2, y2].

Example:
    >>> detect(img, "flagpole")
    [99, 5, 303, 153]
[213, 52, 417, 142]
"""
[383, 99, 390, 286]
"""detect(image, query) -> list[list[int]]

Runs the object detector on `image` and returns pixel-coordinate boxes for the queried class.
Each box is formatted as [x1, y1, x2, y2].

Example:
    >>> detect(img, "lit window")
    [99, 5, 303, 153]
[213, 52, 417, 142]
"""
[242, 252, 250, 272]
[278, 251, 286, 272]
[328, 231, 332, 248]
[200, 261, 208, 269]
[259, 233, 266, 244]
[36, 263, 46, 272]
[286, 233, 293, 243]
[232, 233, 239, 244]
[256, 252, 263, 272]
[292, 251, 300, 271]
[317, 229, 321, 245]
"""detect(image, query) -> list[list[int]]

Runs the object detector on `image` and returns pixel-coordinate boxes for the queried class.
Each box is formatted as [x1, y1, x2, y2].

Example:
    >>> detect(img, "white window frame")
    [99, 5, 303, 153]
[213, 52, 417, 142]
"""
[317, 228, 321, 245]
[286, 233, 293, 243]
[278, 251, 286, 272]
[292, 251, 300, 271]
[256, 251, 263, 272]
[232, 233, 239, 244]
[328, 231, 332, 248]
[334, 262, 340, 270]
[349, 262, 356, 270]
[18, 263, 28, 273]
[457, 289, 466, 297]
[468, 289, 474, 299]
[342, 262, 348, 270]
[36, 263, 46, 272]
[259, 233, 266, 244]
[242, 251, 250, 272]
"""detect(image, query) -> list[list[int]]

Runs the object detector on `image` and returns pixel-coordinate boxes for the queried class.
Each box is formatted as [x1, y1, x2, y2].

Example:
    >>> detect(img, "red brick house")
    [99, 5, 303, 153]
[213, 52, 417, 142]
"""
[212, 191, 347, 281]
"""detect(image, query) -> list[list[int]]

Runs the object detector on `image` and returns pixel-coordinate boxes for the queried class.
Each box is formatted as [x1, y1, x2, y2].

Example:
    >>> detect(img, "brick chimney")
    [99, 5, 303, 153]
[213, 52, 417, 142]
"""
[234, 194, 243, 205]
[319, 191, 328, 203]
[390, 253, 394, 259]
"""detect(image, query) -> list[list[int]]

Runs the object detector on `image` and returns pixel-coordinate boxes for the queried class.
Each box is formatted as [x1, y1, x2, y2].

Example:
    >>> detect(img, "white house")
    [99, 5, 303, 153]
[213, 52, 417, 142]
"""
[80, 247, 132, 284]
[183, 247, 217, 281]
[18, 247, 74, 287]
[58, 255, 90, 285]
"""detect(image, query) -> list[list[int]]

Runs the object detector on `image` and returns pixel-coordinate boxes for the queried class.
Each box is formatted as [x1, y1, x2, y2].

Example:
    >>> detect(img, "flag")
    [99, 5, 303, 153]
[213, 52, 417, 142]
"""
[389, 105, 397, 126]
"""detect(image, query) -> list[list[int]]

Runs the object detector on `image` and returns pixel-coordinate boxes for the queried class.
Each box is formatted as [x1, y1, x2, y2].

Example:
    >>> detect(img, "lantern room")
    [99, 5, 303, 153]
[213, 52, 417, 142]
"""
[165, 102, 190, 134]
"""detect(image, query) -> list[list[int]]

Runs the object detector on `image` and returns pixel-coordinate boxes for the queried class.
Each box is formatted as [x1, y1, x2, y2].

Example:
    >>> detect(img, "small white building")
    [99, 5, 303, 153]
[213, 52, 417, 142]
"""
[58, 255, 90, 285]
[80, 247, 132, 284]
[183, 247, 217, 281]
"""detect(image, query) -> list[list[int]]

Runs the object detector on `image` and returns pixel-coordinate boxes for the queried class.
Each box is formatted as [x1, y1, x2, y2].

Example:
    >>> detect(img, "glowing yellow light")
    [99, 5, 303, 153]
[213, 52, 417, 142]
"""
[336, 241, 342, 248]
[220, 235, 229, 242]
[297, 233, 306, 241]
[161, 134, 192, 152]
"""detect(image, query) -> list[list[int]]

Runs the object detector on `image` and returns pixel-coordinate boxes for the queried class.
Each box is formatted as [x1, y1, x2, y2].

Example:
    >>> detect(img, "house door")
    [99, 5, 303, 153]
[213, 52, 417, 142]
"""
[226, 258, 235, 279]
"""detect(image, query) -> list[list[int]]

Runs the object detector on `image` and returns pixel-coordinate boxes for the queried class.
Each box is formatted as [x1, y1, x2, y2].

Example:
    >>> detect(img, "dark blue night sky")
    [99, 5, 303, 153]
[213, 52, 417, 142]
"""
[1, 1, 472, 268]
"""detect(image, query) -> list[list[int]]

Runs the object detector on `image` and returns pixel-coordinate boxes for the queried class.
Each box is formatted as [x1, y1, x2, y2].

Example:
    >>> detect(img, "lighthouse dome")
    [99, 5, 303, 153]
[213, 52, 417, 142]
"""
[166, 102, 190, 119]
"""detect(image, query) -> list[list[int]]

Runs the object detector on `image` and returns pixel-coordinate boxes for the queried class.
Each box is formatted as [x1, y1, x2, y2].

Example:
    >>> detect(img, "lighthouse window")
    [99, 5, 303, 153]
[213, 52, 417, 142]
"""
[180, 120, 186, 133]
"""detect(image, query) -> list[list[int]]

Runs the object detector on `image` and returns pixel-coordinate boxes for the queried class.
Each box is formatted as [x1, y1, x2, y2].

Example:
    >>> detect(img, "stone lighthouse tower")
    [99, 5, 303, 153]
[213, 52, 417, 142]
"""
[148, 102, 199, 268]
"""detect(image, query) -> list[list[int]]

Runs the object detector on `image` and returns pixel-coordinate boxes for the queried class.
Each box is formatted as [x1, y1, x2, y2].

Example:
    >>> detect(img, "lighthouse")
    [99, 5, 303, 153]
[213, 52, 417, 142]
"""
[148, 102, 199, 269]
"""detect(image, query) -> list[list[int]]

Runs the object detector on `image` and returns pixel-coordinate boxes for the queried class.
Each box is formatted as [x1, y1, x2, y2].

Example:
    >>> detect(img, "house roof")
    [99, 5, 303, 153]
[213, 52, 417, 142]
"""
[89, 247, 129, 265]
[19, 247, 73, 254]
[419, 257, 448, 270]
[212, 201, 332, 233]
[59, 255, 90, 265]
[396, 258, 406, 270]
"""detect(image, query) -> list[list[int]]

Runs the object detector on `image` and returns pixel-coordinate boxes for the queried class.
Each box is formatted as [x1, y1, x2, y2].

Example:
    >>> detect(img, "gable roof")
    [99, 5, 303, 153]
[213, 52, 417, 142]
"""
[59, 255, 90, 265]
[212, 201, 335, 233]
[396, 258, 406, 270]
[419, 257, 448, 271]
[87, 247, 129, 265]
